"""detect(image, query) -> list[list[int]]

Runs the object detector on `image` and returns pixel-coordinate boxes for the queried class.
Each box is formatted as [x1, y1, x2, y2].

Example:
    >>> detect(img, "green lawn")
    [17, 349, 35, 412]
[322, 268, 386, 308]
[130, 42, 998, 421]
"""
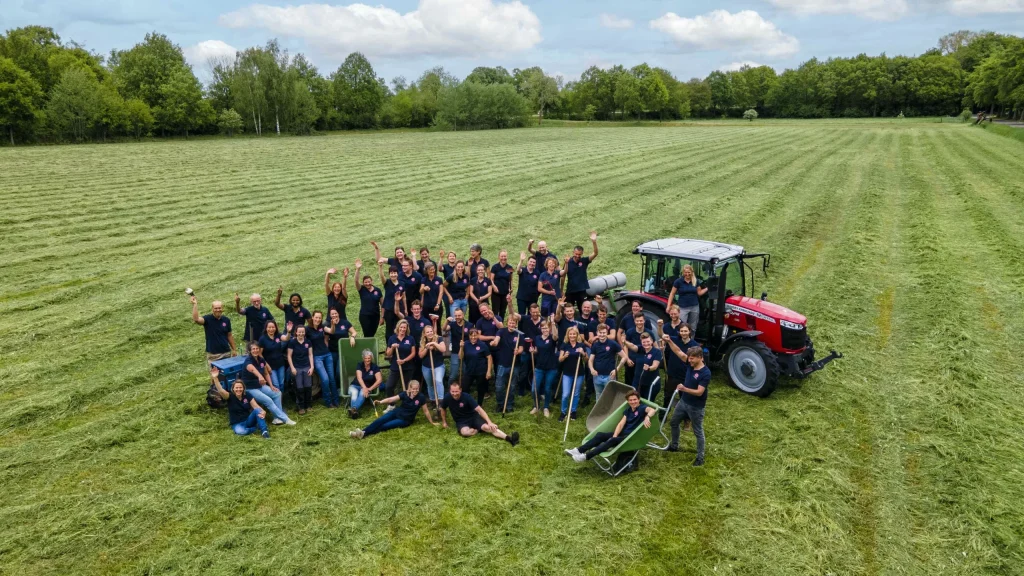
[1, 122, 1023, 575]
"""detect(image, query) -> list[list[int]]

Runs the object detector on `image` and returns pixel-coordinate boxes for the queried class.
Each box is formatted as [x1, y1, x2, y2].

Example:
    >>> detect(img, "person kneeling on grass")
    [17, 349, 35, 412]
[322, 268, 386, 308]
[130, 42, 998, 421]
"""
[564, 389, 654, 462]
[349, 380, 438, 439]
[440, 381, 519, 446]
[668, 346, 711, 467]
[210, 370, 270, 439]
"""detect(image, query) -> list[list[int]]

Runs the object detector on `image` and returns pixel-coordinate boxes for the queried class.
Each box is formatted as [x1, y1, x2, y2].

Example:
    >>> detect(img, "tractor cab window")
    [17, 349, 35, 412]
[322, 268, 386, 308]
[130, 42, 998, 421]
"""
[717, 259, 744, 298]
[642, 255, 709, 297]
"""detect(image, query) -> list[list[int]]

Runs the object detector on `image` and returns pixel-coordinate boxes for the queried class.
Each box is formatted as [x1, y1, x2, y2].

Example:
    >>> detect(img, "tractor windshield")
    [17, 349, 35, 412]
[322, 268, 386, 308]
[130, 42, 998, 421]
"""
[641, 255, 711, 297]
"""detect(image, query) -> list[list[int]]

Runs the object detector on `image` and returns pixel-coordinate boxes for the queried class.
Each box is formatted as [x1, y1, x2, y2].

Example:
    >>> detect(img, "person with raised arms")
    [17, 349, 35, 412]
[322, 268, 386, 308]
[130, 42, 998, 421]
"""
[665, 264, 707, 335]
[418, 323, 447, 411]
[661, 320, 699, 407]
[349, 379, 438, 439]
[538, 254, 563, 317]
[589, 324, 625, 400]
[234, 292, 274, 347]
[490, 250, 514, 320]
[619, 313, 647, 388]
[210, 369, 271, 439]
[554, 301, 584, 344]
[442, 307, 470, 385]
[526, 239, 557, 268]
[354, 259, 383, 337]
[274, 288, 311, 335]
[324, 267, 350, 321]
[633, 333, 663, 402]
[441, 381, 520, 446]
[468, 261, 493, 324]
[347, 349, 382, 419]
[384, 319, 417, 397]
[558, 326, 589, 422]
[493, 314, 524, 413]
[564, 231, 598, 312]
[258, 320, 291, 392]
[191, 295, 236, 365]
[515, 252, 541, 316]
[325, 308, 357, 408]
[416, 247, 436, 273]
[564, 389, 654, 463]
[441, 251, 458, 318]
[460, 328, 493, 402]
[529, 319, 560, 418]
[306, 311, 338, 408]
[286, 324, 314, 414]
[519, 302, 544, 341]
[445, 260, 470, 320]
[378, 262, 404, 341]
[396, 258, 424, 316]
[240, 341, 296, 425]
[372, 241, 419, 272]
[668, 346, 712, 466]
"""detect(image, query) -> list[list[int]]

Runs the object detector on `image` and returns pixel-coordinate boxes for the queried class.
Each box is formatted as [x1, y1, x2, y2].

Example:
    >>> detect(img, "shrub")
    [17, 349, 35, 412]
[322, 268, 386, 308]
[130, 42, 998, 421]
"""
[217, 109, 243, 136]
[743, 109, 758, 122]
[959, 108, 973, 123]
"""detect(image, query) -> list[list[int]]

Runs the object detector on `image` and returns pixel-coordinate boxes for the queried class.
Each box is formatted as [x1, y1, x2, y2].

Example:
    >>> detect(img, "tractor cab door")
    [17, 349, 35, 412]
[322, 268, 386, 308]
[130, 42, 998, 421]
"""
[700, 259, 739, 345]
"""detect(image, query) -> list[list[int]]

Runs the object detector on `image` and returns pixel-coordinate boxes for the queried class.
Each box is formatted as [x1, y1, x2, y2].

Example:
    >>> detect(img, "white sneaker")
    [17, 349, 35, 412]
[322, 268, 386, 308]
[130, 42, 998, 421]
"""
[572, 452, 586, 463]
[564, 448, 575, 458]
[349, 430, 360, 439]
[529, 407, 538, 415]
[271, 418, 284, 425]
[356, 429, 365, 439]
[544, 408, 550, 418]
[284, 419, 297, 426]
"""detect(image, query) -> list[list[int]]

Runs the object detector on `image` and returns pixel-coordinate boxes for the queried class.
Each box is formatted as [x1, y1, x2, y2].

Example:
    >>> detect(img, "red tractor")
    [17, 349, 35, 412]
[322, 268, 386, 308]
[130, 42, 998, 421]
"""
[605, 238, 841, 397]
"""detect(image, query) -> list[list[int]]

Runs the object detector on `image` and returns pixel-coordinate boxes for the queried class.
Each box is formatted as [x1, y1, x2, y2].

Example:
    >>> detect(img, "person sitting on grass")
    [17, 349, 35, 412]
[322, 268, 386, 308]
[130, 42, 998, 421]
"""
[348, 349, 383, 419]
[241, 342, 296, 426]
[564, 389, 654, 462]
[349, 380, 438, 439]
[210, 369, 270, 439]
[668, 346, 711, 467]
[441, 381, 519, 446]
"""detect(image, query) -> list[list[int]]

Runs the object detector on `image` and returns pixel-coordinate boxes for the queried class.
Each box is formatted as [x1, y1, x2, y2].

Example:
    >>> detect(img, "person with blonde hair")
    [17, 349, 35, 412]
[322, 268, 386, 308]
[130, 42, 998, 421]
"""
[385, 319, 417, 396]
[419, 323, 447, 407]
[665, 264, 707, 334]
[529, 318, 560, 417]
[558, 326, 589, 421]
[349, 379, 438, 439]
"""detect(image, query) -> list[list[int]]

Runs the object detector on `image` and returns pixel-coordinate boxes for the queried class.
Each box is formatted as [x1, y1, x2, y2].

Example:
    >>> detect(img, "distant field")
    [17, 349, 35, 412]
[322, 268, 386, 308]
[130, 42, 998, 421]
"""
[1, 123, 1023, 575]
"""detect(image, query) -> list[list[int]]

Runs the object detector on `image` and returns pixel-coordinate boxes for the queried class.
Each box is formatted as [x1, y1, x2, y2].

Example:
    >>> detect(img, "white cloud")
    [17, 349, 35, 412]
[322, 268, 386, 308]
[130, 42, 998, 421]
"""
[944, 0, 1024, 14]
[183, 40, 238, 69]
[767, 0, 909, 21]
[719, 61, 763, 72]
[219, 0, 542, 58]
[650, 10, 799, 58]
[599, 13, 634, 29]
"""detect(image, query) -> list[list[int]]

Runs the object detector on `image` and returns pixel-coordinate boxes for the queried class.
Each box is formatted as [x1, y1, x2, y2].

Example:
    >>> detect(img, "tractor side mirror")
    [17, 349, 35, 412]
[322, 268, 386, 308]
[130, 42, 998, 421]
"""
[761, 291, 768, 301]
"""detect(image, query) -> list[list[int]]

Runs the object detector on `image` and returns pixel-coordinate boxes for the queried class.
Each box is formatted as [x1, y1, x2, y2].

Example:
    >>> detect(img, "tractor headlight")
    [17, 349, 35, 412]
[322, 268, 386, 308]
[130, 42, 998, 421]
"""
[780, 320, 804, 330]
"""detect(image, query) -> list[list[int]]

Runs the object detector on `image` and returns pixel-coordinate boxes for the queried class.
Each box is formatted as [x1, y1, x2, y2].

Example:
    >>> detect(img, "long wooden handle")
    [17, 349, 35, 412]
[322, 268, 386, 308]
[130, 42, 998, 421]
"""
[563, 355, 582, 442]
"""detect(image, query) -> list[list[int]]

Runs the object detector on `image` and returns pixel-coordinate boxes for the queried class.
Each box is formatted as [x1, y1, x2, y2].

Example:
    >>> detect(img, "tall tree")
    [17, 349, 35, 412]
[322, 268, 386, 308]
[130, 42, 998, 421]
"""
[332, 52, 386, 129]
[518, 68, 559, 124]
[465, 66, 513, 85]
[0, 56, 43, 144]
[156, 66, 209, 137]
[46, 67, 101, 141]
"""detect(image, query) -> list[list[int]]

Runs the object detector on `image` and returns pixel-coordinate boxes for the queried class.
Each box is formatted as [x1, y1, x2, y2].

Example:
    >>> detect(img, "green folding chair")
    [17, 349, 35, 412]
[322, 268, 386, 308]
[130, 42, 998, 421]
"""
[581, 397, 663, 477]
[340, 337, 382, 406]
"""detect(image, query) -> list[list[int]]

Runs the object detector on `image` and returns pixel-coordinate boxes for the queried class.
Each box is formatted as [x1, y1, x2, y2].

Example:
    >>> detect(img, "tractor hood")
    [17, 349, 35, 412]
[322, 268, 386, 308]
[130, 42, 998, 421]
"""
[726, 295, 807, 325]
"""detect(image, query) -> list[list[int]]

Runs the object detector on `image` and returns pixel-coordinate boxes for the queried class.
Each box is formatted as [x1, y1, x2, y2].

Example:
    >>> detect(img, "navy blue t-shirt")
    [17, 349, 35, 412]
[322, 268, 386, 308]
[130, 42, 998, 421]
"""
[467, 258, 490, 278]
[682, 365, 712, 408]
[672, 278, 701, 308]
[353, 362, 380, 387]
[283, 307, 311, 332]
[565, 256, 592, 293]
[578, 315, 599, 341]
[383, 281, 402, 313]
[422, 338, 444, 367]
[598, 316, 617, 335]
[258, 334, 288, 370]
[516, 267, 541, 302]
[633, 347, 663, 388]
[387, 334, 416, 370]
[227, 392, 257, 426]
[470, 277, 492, 303]
[327, 319, 354, 353]
[623, 327, 645, 361]
[287, 338, 313, 368]
[495, 328, 522, 368]
[441, 392, 479, 424]
[421, 275, 444, 312]
[621, 403, 648, 436]
[398, 272, 423, 303]
[327, 292, 348, 320]
[446, 273, 469, 300]
[532, 335, 559, 370]
[666, 335, 699, 380]
[407, 315, 432, 344]
[441, 263, 455, 281]
[557, 317, 585, 343]
[559, 341, 589, 371]
[539, 271, 562, 301]
[533, 251, 558, 268]
[240, 306, 274, 342]
[475, 316, 502, 340]
[491, 263, 514, 296]
[202, 314, 232, 354]
[463, 340, 491, 376]
[359, 285, 382, 316]
[241, 355, 268, 389]
[307, 324, 330, 356]
[520, 316, 544, 340]
[591, 339, 622, 374]
[395, 391, 428, 421]
[446, 320, 469, 354]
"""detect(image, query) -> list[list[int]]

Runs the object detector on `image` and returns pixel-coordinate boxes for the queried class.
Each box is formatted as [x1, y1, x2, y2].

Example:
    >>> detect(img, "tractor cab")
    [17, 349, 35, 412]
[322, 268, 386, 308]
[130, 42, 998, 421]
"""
[609, 238, 841, 397]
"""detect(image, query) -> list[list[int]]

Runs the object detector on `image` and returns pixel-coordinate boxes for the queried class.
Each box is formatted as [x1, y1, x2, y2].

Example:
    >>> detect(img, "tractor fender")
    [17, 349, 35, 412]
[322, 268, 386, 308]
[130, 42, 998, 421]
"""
[721, 330, 763, 350]
[612, 290, 668, 314]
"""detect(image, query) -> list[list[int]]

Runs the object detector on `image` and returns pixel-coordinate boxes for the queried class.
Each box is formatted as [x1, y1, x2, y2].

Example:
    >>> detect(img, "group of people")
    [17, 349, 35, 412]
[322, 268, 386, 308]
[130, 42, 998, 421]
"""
[189, 234, 710, 465]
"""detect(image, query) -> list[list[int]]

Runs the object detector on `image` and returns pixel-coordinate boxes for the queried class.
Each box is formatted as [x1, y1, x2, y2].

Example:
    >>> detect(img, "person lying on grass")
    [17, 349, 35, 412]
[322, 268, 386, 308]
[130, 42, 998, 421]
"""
[564, 389, 654, 462]
[440, 381, 520, 446]
[209, 369, 270, 439]
[349, 380, 438, 439]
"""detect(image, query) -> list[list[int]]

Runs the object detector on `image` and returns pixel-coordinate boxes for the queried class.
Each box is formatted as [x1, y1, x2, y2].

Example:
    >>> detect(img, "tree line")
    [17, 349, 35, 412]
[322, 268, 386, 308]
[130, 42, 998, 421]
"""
[1, 26, 1022, 145]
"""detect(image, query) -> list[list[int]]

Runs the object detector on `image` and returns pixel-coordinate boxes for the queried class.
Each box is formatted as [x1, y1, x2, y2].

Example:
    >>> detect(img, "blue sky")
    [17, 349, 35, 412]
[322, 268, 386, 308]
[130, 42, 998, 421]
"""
[2, 0, 1023, 85]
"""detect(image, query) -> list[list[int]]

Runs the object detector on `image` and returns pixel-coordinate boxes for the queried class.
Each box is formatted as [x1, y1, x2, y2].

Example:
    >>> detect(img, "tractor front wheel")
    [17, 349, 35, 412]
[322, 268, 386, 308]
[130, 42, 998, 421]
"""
[725, 339, 780, 397]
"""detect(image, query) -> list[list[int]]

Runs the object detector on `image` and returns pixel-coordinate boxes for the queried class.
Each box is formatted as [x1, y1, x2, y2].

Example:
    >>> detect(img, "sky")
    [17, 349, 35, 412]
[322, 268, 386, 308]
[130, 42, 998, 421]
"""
[2, 0, 1024, 85]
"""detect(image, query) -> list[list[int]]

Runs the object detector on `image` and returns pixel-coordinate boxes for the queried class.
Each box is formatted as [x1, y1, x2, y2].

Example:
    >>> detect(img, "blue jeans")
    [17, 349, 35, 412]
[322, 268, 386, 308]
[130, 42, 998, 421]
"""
[363, 411, 412, 437]
[269, 366, 286, 390]
[495, 364, 514, 411]
[247, 386, 289, 421]
[541, 297, 558, 317]
[349, 384, 368, 410]
[561, 373, 584, 414]
[593, 375, 611, 400]
[314, 353, 338, 406]
[451, 298, 468, 317]
[535, 369, 559, 409]
[232, 410, 268, 436]
[449, 355, 461, 385]
[422, 364, 446, 401]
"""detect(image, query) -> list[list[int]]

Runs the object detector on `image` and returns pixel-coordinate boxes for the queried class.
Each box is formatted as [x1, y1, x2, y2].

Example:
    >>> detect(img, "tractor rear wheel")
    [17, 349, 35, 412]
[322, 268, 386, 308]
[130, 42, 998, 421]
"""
[725, 339, 780, 397]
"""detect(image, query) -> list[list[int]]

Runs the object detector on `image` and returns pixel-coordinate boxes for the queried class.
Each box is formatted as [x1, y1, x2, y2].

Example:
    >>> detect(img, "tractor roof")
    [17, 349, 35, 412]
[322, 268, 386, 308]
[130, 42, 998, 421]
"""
[634, 238, 744, 261]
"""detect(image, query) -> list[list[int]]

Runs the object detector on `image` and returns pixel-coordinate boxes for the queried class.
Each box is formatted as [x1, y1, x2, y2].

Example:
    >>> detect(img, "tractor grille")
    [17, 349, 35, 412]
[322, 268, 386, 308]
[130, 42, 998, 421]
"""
[780, 325, 806, 350]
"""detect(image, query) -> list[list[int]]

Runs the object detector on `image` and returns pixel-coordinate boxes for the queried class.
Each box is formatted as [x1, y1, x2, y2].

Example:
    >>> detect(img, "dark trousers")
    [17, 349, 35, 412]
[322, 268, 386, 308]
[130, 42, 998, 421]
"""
[359, 313, 380, 338]
[383, 310, 398, 341]
[566, 291, 587, 312]
[578, 431, 624, 460]
[516, 298, 535, 317]
[386, 365, 417, 395]
[493, 294, 509, 319]
[466, 373, 488, 402]
[624, 364, 636, 391]
[364, 411, 412, 436]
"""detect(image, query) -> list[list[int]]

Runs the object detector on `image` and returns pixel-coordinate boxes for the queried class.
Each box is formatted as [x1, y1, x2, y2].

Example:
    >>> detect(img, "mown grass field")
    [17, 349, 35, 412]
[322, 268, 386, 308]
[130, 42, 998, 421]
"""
[2, 121, 1023, 575]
